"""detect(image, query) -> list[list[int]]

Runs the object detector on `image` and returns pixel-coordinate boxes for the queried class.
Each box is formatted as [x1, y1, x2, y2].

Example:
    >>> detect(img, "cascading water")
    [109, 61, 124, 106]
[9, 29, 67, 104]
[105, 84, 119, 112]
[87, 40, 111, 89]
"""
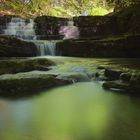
[4, 17, 36, 40]
[3, 17, 59, 56]
[59, 20, 79, 39]
[3, 17, 80, 56]
[33, 40, 60, 56]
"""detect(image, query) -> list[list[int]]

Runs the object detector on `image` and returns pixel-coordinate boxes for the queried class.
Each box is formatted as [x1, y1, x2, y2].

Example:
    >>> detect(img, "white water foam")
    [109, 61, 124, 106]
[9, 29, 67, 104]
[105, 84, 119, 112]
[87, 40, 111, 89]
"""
[4, 17, 36, 40]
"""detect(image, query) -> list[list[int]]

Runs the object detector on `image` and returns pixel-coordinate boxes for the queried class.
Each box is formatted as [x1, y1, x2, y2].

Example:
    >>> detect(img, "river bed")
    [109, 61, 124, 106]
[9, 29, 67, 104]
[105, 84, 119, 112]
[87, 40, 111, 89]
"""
[0, 57, 140, 140]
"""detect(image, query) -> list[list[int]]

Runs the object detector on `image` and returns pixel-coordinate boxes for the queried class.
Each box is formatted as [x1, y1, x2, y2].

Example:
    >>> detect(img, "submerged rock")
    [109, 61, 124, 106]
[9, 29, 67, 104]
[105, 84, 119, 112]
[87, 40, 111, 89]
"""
[103, 81, 129, 92]
[0, 72, 72, 97]
[0, 58, 55, 75]
[0, 35, 37, 57]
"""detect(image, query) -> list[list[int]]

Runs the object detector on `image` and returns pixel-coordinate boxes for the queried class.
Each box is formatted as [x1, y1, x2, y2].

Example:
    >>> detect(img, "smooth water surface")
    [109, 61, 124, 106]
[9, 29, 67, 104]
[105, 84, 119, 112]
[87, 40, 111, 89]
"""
[0, 82, 140, 140]
[0, 57, 140, 140]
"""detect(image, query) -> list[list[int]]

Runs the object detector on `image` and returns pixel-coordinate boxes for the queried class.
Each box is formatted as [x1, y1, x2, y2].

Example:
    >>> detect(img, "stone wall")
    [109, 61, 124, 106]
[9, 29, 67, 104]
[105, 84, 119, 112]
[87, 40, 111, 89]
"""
[0, 35, 38, 57]
[73, 16, 118, 38]
[34, 16, 68, 40]
[73, 7, 140, 38]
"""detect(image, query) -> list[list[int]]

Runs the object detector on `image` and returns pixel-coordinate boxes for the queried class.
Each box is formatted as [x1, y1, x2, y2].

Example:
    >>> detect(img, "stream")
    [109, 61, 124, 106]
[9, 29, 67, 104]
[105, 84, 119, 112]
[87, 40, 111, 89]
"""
[0, 57, 140, 140]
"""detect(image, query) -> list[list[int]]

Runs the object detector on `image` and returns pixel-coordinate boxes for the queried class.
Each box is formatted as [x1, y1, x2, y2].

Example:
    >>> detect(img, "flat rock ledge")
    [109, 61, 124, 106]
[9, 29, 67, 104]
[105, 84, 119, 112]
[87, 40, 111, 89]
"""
[0, 72, 72, 98]
[0, 58, 55, 75]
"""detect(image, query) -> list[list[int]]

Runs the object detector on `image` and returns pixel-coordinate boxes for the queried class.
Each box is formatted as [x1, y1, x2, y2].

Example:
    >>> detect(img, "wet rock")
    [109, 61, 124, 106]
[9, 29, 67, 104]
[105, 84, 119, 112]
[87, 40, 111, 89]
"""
[0, 72, 72, 97]
[103, 73, 140, 94]
[104, 68, 122, 80]
[0, 58, 54, 75]
[102, 81, 129, 91]
[0, 35, 37, 57]
[120, 73, 131, 82]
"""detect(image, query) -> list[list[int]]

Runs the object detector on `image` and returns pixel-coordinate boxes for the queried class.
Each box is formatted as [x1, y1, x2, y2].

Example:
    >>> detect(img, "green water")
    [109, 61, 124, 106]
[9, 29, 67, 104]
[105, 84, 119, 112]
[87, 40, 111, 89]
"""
[0, 57, 140, 140]
[0, 82, 140, 140]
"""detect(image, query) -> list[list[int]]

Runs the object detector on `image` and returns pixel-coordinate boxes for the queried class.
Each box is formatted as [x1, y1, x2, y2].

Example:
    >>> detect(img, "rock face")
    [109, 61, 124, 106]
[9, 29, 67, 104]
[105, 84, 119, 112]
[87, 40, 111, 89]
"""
[0, 58, 54, 75]
[34, 16, 68, 40]
[73, 6, 140, 38]
[0, 35, 38, 57]
[0, 72, 71, 97]
[56, 34, 140, 58]
[73, 16, 118, 38]
[0, 15, 13, 34]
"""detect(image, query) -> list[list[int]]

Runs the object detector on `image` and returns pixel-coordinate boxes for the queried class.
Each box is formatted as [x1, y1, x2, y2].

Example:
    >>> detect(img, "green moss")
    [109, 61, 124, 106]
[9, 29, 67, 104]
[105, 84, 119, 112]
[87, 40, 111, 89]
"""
[0, 58, 55, 75]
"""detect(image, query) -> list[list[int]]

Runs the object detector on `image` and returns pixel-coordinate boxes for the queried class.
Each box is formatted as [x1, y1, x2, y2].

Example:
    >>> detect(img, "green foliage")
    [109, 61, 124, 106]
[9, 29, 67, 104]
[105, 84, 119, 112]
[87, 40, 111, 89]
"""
[106, 0, 140, 11]
[0, 0, 139, 17]
[89, 7, 111, 16]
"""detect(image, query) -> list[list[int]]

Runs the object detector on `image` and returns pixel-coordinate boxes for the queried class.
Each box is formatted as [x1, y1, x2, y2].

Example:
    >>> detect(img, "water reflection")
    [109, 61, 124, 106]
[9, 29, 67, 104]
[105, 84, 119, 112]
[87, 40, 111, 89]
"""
[0, 82, 140, 140]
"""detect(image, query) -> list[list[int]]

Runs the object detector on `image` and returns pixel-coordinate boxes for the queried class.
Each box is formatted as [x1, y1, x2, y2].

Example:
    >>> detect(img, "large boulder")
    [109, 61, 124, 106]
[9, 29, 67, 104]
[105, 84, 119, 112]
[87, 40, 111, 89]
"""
[0, 58, 55, 75]
[0, 72, 72, 97]
[0, 35, 38, 57]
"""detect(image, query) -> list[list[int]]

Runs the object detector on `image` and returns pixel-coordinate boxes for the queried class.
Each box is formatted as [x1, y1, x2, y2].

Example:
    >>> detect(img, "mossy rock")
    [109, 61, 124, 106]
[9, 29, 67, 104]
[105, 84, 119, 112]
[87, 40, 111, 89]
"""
[0, 58, 55, 75]
[0, 72, 72, 98]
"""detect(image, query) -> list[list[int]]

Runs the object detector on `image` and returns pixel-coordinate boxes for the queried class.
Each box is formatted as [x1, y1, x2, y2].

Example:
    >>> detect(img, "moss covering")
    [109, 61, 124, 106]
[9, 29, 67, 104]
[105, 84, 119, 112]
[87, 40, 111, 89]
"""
[0, 58, 55, 75]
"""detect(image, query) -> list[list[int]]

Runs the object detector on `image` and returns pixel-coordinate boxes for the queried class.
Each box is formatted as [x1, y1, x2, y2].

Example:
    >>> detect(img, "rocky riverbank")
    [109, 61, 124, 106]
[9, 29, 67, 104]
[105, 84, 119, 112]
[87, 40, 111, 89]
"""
[0, 58, 72, 97]
[0, 57, 139, 97]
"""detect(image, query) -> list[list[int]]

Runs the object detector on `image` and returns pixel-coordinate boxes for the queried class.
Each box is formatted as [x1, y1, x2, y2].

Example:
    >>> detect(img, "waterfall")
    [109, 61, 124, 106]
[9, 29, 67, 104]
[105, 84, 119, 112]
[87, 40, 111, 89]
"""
[59, 20, 79, 39]
[33, 40, 60, 56]
[4, 17, 36, 40]
[3, 17, 62, 56]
